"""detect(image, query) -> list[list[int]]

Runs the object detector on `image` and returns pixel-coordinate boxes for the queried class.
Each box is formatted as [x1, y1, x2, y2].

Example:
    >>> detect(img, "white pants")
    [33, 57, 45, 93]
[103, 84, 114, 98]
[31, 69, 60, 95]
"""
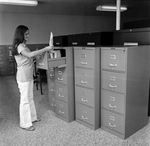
[17, 80, 37, 128]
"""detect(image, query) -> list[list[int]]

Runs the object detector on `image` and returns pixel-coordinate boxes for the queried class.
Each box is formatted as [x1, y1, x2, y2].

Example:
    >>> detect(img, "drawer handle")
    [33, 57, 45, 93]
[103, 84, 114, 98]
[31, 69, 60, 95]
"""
[82, 73, 86, 77]
[72, 42, 77, 45]
[109, 84, 117, 88]
[81, 80, 87, 84]
[59, 94, 64, 98]
[58, 78, 63, 81]
[50, 68, 54, 71]
[59, 110, 64, 114]
[59, 104, 63, 108]
[110, 55, 116, 59]
[59, 88, 63, 91]
[109, 116, 115, 121]
[50, 74, 54, 77]
[110, 96, 115, 101]
[82, 116, 88, 120]
[81, 62, 87, 65]
[81, 98, 88, 103]
[110, 76, 115, 81]
[109, 63, 117, 67]
[50, 89, 55, 92]
[39, 63, 44, 66]
[58, 71, 62, 75]
[51, 83, 54, 86]
[81, 54, 86, 58]
[51, 103, 56, 107]
[109, 104, 116, 109]
[109, 123, 116, 128]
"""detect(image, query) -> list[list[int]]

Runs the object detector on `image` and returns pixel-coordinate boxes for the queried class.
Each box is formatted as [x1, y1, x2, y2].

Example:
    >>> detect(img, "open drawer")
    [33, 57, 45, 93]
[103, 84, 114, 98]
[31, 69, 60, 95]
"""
[36, 51, 66, 70]
[48, 57, 66, 68]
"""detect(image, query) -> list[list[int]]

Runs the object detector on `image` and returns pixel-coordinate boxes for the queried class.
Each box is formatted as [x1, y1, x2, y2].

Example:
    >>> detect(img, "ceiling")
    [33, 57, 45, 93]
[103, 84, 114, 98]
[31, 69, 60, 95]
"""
[0, 0, 150, 18]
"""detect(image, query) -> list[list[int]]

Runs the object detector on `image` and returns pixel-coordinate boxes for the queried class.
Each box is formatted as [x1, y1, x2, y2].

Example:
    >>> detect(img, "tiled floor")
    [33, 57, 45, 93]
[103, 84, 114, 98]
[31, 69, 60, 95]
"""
[0, 76, 150, 146]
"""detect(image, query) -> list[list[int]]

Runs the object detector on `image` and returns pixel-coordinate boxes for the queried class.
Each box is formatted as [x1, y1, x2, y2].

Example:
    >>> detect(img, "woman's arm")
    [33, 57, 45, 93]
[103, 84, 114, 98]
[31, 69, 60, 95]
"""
[21, 46, 53, 58]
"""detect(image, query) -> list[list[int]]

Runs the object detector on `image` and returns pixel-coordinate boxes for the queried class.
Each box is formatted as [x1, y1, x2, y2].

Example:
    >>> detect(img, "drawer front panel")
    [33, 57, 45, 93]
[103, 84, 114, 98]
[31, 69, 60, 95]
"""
[74, 49, 94, 69]
[47, 67, 55, 79]
[56, 100, 68, 119]
[0, 63, 4, 68]
[101, 49, 126, 71]
[75, 68, 94, 88]
[55, 67, 67, 84]
[101, 90, 125, 114]
[101, 109, 124, 134]
[75, 86, 94, 107]
[0, 46, 5, 57]
[48, 79, 55, 95]
[49, 94, 56, 111]
[76, 103, 94, 125]
[48, 58, 66, 68]
[101, 71, 126, 93]
[55, 82, 68, 102]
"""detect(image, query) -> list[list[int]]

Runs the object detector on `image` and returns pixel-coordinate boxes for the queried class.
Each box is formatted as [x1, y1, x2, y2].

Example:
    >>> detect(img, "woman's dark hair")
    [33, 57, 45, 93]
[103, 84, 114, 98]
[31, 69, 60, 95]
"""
[12, 25, 29, 56]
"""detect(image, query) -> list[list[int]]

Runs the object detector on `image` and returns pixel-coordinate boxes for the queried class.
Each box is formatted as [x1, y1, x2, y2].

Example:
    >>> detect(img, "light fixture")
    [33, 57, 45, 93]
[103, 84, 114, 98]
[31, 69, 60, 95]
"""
[96, 5, 127, 12]
[0, 0, 38, 6]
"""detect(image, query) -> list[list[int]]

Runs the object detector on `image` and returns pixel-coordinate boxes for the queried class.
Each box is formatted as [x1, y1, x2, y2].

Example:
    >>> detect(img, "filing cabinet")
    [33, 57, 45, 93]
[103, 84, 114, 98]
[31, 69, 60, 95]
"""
[101, 46, 150, 139]
[0, 45, 7, 77]
[47, 47, 75, 123]
[68, 34, 83, 46]
[53, 35, 68, 47]
[74, 47, 100, 130]
[5, 45, 16, 76]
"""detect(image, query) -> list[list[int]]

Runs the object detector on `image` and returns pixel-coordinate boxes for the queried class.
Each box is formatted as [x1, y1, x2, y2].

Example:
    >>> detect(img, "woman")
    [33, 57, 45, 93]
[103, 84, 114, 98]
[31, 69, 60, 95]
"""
[12, 25, 53, 131]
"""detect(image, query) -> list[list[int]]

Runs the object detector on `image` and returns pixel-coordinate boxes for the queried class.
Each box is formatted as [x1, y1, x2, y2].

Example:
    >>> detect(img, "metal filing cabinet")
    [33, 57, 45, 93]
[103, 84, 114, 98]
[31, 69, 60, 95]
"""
[74, 47, 100, 130]
[46, 47, 75, 123]
[0, 46, 7, 77]
[6, 45, 16, 76]
[101, 46, 150, 139]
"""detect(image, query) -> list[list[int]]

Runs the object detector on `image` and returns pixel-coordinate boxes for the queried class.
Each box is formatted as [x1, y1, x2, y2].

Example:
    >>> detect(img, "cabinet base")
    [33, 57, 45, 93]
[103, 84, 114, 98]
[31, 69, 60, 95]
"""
[76, 119, 98, 130]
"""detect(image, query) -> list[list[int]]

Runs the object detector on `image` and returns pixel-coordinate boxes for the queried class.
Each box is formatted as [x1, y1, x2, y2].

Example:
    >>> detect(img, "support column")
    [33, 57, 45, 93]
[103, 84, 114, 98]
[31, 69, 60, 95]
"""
[116, 0, 121, 30]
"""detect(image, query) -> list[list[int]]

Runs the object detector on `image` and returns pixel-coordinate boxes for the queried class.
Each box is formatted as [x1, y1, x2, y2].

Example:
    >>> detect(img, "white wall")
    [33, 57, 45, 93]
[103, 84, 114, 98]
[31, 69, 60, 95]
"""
[0, 12, 117, 45]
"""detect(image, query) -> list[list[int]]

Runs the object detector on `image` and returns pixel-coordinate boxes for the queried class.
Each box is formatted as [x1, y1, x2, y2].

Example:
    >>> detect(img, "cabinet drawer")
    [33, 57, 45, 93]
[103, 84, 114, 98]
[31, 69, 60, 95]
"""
[101, 109, 124, 134]
[56, 100, 68, 119]
[55, 67, 67, 84]
[49, 94, 56, 111]
[75, 68, 94, 88]
[75, 86, 94, 107]
[101, 90, 125, 114]
[101, 48, 126, 71]
[101, 71, 126, 93]
[48, 58, 66, 68]
[47, 68, 55, 79]
[0, 57, 5, 61]
[0, 46, 5, 55]
[55, 82, 68, 102]
[74, 49, 95, 69]
[0, 64, 4, 68]
[76, 103, 94, 125]
[48, 79, 55, 95]
[36, 52, 66, 70]
[0, 61, 4, 65]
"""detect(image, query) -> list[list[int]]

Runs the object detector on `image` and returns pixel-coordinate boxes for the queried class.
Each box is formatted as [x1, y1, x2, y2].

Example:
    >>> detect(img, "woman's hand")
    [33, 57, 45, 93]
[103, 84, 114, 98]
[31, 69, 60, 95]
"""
[44, 46, 53, 52]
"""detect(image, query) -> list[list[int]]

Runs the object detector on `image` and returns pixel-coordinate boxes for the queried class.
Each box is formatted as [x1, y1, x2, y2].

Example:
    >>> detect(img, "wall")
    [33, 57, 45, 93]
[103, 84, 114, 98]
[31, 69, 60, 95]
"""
[0, 12, 117, 45]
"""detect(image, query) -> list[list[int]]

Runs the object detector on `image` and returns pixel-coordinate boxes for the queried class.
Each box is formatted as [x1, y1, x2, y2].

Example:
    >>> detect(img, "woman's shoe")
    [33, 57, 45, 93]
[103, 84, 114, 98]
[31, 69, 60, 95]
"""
[21, 126, 35, 131]
[32, 118, 41, 123]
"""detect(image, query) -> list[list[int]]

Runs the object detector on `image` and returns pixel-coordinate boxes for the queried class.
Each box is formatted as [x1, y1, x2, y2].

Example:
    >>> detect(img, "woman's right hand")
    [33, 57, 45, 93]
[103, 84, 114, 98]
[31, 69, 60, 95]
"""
[44, 46, 53, 52]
